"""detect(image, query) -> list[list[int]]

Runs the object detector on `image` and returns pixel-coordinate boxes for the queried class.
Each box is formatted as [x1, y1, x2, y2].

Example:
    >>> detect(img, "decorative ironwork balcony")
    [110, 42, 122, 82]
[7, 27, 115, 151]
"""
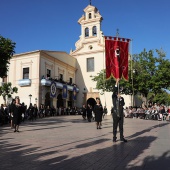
[41, 78, 79, 92]
[18, 79, 31, 87]
[67, 85, 79, 92]
[41, 79, 51, 86]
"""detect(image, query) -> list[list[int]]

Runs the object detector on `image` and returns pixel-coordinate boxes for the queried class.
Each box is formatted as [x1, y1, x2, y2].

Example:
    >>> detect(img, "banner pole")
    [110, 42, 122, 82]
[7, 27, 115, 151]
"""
[103, 35, 106, 106]
[130, 39, 134, 107]
[116, 29, 120, 96]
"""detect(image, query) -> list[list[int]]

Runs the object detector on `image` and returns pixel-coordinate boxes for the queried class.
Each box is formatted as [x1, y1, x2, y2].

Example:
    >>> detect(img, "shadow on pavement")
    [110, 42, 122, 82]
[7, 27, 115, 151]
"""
[0, 117, 170, 170]
[76, 138, 110, 148]
[127, 122, 169, 139]
[1, 134, 169, 170]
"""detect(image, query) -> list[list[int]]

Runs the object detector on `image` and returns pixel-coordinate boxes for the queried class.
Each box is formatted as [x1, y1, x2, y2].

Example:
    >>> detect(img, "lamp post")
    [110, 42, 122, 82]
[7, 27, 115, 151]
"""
[29, 94, 32, 104]
[131, 53, 135, 107]
[131, 69, 136, 107]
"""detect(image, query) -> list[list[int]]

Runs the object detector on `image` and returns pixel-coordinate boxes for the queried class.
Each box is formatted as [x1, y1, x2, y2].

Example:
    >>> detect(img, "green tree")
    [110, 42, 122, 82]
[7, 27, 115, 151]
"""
[0, 82, 18, 104]
[0, 35, 16, 78]
[133, 49, 170, 99]
[148, 90, 170, 105]
[91, 64, 137, 95]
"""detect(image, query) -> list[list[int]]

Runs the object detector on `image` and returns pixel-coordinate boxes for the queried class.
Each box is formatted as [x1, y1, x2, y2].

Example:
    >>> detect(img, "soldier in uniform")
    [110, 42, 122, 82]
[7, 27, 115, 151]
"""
[112, 79, 127, 142]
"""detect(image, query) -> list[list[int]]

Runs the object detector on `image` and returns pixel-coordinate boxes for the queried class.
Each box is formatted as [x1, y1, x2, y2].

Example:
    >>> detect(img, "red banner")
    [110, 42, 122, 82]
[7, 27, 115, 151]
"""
[105, 37, 129, 80]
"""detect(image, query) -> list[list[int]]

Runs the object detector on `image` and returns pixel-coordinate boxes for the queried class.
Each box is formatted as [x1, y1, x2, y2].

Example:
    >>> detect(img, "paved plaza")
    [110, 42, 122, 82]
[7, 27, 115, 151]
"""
[0, 115, 170, 170]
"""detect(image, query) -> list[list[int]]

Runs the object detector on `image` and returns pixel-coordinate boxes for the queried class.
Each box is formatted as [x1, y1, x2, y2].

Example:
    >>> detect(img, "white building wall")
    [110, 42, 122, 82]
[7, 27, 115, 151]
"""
[73, 44, 111, 108]
[0, 51, 77, 108]
[4, 52, 40, 106]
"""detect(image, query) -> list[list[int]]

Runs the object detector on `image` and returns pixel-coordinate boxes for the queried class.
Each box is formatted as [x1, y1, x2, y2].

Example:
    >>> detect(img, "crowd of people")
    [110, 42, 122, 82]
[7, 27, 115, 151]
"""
[0, 97, 84, 131]
[0, 102, 56, 127]
[1, 95, 170, 136]
[123, 103, 170, 121]
[81, 102, 108, 127]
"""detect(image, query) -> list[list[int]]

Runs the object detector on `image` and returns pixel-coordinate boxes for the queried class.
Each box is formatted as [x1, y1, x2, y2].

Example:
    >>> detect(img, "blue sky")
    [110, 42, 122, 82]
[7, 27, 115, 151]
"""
[0, 0, 170, 59]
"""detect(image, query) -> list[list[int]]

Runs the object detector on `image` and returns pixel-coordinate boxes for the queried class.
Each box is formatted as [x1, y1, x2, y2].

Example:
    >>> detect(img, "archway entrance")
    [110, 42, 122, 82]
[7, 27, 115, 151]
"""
[57, 94, 63, 108]
[45, 92, 51, 107]
[68, 91, 73, 108]
[87, 98, 96, 108]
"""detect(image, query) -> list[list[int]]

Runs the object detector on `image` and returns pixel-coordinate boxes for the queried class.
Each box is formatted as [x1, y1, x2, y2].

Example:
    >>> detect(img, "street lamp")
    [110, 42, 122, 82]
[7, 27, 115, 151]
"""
[29, 94, 32, 104]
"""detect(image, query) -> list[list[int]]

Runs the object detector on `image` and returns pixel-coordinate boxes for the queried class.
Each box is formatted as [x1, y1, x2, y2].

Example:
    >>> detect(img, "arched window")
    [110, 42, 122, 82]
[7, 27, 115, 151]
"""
[85, 27, 89, 37]
[92, 26, 97, 36]
[89, 13, 92, 19]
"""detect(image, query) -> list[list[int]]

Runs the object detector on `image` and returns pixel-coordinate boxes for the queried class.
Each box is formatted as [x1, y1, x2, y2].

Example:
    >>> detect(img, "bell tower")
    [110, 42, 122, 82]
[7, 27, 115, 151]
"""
[70, 3, 105, 109]
[70, 4, 103, 54]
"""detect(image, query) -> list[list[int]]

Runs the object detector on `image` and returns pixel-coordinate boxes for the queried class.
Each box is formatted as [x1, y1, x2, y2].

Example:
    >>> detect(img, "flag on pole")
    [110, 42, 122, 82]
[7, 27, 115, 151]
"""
[62, 84, 68, 99]
[72, 86, 77, 101]
[105, 36, 130, 80]
[50, 81, 57, 98]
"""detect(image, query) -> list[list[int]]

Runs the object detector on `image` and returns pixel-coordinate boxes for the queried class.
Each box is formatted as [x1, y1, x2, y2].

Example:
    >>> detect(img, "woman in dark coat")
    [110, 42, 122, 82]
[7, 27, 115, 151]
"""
[12, 97, 22, 132]
[33, 104, 38, 120]
[87, 104, 92, 122]
[9, 99, 16, 128]
[28, 103, 34, 121]
[93, 98, 103, 129]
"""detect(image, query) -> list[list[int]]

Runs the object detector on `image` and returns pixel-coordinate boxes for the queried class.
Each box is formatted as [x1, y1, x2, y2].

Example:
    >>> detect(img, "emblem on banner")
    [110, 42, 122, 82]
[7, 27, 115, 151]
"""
[50, 81, 57, 98]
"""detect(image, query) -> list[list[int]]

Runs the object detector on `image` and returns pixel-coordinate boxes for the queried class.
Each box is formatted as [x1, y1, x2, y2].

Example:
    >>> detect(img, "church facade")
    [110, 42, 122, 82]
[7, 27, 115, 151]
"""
[71, 4, 132, 110]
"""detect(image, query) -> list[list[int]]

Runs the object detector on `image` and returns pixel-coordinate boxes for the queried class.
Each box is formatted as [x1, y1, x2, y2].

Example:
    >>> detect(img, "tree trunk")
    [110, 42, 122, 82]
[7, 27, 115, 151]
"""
[3, 95, 6, 105]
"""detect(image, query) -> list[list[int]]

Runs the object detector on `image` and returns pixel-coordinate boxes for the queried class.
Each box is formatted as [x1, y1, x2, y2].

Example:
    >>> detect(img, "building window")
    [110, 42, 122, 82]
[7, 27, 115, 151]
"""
[2, 77, 7, 83]
[46, 69, 51, 78]
[92, 26, 97, 36]
[23, 67, 29, 79]
[87, 58, 94, 72]
[69, 77, 72, 84]
[59, 74, 63, 81]
[85, 27, 89, 37]
[89, 13, 92, 19]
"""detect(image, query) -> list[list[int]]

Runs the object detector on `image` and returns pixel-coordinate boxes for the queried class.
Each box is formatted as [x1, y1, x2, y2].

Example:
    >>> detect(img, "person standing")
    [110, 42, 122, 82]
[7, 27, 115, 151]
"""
[39, 104, 45, 118]
[112, 79, 127, 142]
[12, 97, 22, 132]
[87, 104, 92, 122]
[166, 106, 170, 121]
[28, 103, 34, 121]
[82, 104, 87, 120]
[51, 106, 56, 116]
[46, 106, 51, 117]
[33, 104, 38, 120]
[93, 98, 103, 129]
[21, 102, 26, 122]
[103, 106, 108, 119]
[9, 99, 17, 128]
[0, 104, 5, 125]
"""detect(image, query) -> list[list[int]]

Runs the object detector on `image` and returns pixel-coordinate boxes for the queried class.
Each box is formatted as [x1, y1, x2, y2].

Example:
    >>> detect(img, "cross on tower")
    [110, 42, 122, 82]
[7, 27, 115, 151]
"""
[116, 28, 119, 37]
[89, 0, 92, 5]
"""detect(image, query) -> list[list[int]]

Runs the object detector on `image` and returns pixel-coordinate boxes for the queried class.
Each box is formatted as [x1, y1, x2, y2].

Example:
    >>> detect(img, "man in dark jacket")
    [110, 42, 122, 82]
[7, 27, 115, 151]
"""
[28, 103, 34, 121]
[82, 104, 87, 120]
[112, 79, 127, 142]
